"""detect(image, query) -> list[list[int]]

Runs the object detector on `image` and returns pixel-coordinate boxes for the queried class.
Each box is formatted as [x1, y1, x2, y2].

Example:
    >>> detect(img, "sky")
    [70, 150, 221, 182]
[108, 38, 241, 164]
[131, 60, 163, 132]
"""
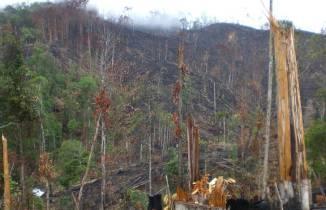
[1, 0, 325, 33]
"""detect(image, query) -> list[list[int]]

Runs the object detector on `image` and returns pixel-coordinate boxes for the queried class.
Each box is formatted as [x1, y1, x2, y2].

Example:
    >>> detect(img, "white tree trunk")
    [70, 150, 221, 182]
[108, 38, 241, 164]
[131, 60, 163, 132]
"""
[77, 115, 101, 210]
[301, 179, 310, 210]
[19, 124, 26, 209]
[149, 134, 152, 195]
[100, 120, 106, 210]
[262, 0, 274, 199]
[46, 179, 50, 210]
[213, 81, 216, 115]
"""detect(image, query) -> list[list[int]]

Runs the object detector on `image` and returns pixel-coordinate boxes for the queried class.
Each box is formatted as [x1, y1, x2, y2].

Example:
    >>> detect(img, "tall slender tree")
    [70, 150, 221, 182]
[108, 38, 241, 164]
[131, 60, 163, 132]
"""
[262, 0, 274, 199]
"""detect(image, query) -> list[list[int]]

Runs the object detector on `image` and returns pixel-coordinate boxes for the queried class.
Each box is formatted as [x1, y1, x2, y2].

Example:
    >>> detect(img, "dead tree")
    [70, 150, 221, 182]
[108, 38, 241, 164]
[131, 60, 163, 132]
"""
[76, 115, 101, 210]
[272, 20, 309, 210]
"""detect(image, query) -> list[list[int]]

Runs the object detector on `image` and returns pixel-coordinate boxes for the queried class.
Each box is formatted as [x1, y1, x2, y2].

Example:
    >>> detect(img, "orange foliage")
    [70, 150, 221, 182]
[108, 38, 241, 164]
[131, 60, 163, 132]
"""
[95, 89, 111, 127]
[172, 112, 181, 138]
[172, 80, 181, 105]
[39, 152, 56, 182]
[178, 45, 188, 76]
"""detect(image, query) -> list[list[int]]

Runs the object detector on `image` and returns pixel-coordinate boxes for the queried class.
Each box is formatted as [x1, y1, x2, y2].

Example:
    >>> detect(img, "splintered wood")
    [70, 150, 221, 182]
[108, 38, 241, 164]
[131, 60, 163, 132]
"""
[187, 115, 200, 188]
[175, 175, 236, 208]
[272, 21, 308, 181]
[272, 20, 310, 209]
[273, 22, 292, 181]
[285, 28, 308, 180]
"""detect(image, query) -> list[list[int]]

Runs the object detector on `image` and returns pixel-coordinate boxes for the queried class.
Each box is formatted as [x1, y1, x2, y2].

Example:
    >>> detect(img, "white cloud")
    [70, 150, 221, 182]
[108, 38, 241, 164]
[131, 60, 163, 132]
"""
[1, 0, 325, 32]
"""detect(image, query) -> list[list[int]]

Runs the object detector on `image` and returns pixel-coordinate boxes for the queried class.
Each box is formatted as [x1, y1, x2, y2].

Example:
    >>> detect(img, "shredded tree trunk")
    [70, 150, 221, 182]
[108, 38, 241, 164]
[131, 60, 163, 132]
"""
[286, 26, 309, 210]
[272, 19, 310, 209]
[148, 103, 152, 195]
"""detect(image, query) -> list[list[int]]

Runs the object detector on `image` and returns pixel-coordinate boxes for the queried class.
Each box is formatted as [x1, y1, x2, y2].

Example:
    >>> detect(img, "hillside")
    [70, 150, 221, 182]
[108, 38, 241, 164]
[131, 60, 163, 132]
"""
[0, 2, 325, 209]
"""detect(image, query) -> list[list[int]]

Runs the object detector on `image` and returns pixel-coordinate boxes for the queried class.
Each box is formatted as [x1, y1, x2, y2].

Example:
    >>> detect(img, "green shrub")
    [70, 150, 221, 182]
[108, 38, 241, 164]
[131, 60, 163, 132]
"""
[31, 196, 44, 210]
[164, 148, 178, 177]
[56, 140, 89, 188]
[127, 189, 148, 209]
[306, 120, 326, 180]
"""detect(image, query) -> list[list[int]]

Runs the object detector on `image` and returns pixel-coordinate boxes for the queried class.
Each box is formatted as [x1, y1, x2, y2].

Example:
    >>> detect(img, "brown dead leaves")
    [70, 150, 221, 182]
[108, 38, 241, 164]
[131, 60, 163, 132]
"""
[172, 80, 181, 105]
[172, 112, 181, 138]
[95, 89, 111, 127]
[39, 152, 56, 182]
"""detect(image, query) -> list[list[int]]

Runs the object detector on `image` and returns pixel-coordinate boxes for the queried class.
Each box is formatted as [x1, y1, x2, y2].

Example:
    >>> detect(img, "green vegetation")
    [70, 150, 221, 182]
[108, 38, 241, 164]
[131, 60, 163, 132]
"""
[56, 140, 90, 188]
[306, 120, 326, 180]
[127, 189, 149, 209]
[0, 2, 325, 209]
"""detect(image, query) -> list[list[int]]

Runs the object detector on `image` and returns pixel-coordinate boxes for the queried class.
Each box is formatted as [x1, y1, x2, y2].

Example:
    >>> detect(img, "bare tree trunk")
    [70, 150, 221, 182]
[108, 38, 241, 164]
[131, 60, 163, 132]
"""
[287, 27, 309, 210]
[46, 179, 50, 210]
[204, 146, 207, 175]
[19, 124, 26, 210]
[165, 40, 168, 61]
[213, 81, 216, 117]
[100, 120, 106, 210]
[223, 116, 226, 147]
[39, 88, 46, 153]
[54, 17, 58, 41]
[275, 183, 284, 210]
[153, 124, 156, 148]
[162, 126, 165, 159]
[273, 19, 310, 209]
[111, 44, 115, 69]
[88, 23, 92, 72]
[187, 117, 193, 190]
[148, 103, 152, 195]
[239, 125, 245, 161]
[2, 134, 11, 210]
[158, 121, 161, 147]
[149, 133, 152, 195]
[40, 118, 46, 152]
[77, 115, 101, 210]
[177, 43, 185, 186]
[301, 179, 310, 210]
[262, 0, 274, 199]
[321, 101, 325, 120]
[140, 143, 143, 162]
